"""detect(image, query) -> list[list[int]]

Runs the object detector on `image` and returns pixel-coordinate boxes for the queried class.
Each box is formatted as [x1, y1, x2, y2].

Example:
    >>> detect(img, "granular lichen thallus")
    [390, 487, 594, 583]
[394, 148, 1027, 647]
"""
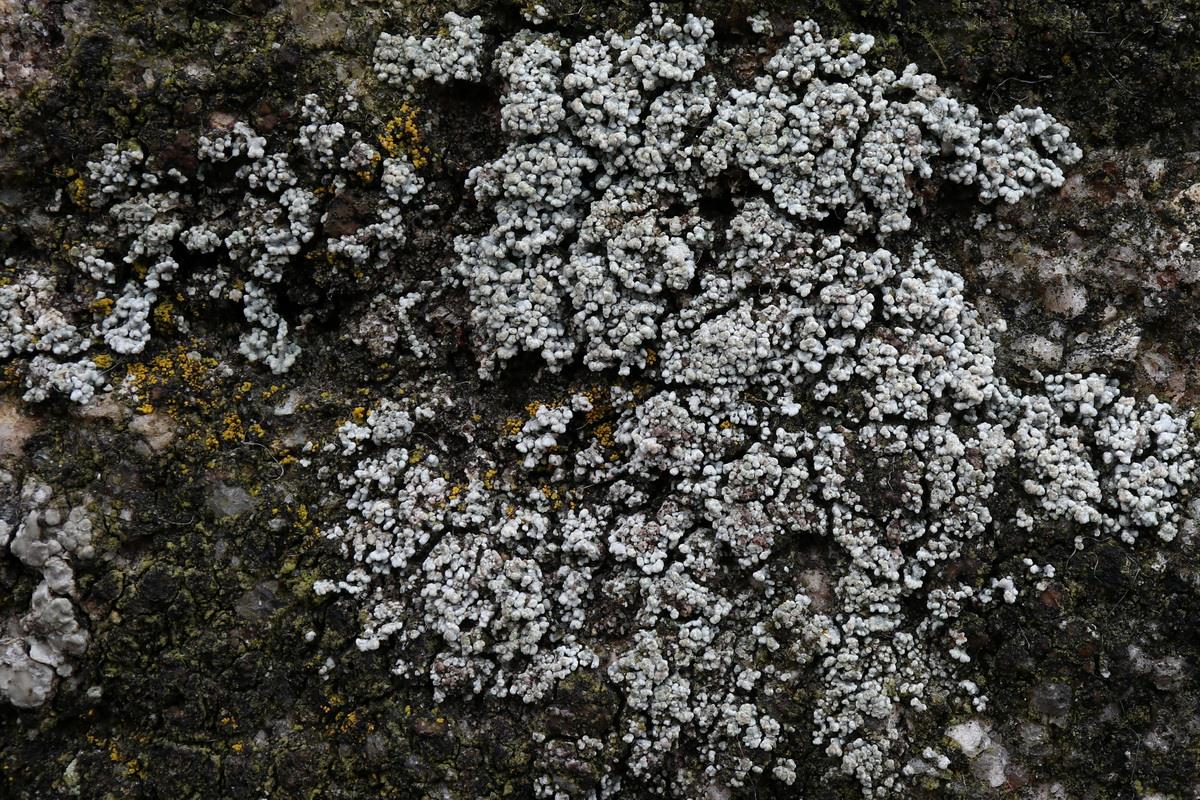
[2, 93, 426, 403]
[320, 9, 1196, 797]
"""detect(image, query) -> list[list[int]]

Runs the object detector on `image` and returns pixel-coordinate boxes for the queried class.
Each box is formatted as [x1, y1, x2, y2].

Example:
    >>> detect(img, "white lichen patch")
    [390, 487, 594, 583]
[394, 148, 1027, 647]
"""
[0, 476, 95, 708]
[5, 92, 430, 402]
[447, 8, 1080, 379]
[314, 9, 1198, 799]
[374, 12, 486, 86]
[0, 3, 1184, 795]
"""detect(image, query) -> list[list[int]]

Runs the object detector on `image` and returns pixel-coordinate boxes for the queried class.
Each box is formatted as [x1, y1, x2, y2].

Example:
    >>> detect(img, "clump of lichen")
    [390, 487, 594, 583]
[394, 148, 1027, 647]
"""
[313, 8, 1194, 799]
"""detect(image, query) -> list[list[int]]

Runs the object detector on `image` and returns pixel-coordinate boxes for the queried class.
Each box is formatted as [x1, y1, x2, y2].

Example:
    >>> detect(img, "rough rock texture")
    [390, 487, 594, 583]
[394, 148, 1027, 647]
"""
[0, 2, 1198, 800]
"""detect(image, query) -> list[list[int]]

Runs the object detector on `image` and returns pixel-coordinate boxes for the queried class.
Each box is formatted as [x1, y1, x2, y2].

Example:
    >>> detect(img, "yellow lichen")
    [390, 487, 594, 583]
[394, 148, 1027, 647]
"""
[152, 300, 174, 328]
[338, 710, 360, 733]
[593, 422, 615, 448]
[377, 104, 430, 169]
[68, 177, 88, 207]
[220, 411, 245, 442]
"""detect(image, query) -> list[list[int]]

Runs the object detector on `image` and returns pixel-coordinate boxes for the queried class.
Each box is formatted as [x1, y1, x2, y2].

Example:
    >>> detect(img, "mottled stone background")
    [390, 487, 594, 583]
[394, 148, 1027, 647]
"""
[0, 1, 1197, 798]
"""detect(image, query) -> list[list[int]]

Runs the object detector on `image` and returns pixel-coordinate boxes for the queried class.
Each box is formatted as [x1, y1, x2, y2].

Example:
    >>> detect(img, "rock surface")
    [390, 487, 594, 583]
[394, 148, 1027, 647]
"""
[0, 2, 1197, 799]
